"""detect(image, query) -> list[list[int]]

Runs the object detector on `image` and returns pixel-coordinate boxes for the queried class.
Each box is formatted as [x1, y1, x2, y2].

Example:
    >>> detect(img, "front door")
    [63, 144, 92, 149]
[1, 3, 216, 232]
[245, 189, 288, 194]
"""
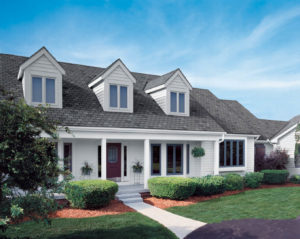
[107, 143, 121, 178]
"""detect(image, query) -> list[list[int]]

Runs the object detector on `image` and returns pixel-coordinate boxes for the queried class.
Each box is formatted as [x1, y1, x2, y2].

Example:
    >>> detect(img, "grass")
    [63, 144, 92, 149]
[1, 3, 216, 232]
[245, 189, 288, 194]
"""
[1, 212, 177, 239]
[167, 187, 300, 223]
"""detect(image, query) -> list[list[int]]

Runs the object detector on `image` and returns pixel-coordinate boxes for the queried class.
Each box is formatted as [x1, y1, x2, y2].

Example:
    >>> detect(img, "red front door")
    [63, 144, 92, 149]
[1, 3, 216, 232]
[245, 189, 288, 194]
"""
[107, 143, 121, 178]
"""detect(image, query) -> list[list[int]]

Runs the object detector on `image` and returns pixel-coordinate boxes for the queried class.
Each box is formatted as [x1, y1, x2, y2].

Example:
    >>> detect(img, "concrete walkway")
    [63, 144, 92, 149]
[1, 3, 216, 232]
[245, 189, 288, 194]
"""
[126, 202, 206, 239]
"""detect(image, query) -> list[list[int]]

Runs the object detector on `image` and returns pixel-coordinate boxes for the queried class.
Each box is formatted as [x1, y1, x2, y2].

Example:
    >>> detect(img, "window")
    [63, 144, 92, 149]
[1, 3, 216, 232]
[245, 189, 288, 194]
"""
[167, 144, 183, 174]
[109, 84, 128, 109]
[108, 146, 118, 163]
[64, 143, 72, 172]
[124, 146, 127, 177]
[219, 140, 245, 167]
[170, 92, 185, 113]
[151, 144, 161, 175]
[31, 76, 56, 104]
[98, 146, 101, 177]
[32, 77, 42, 102]
[186, 144, 190, 174]
[46, 78, 55, 103]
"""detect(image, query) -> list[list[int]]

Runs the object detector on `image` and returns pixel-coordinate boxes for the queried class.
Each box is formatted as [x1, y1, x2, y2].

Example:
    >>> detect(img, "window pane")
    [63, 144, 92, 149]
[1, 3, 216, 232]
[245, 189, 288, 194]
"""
[226, 141, 231, 166]
[46, 78, 55, 103]
[108, 146, 118, 163]
[179, 93, 185, 113]
[120, 86, 128, 108]
[32, 77, 42, 102]
[110, 85, 118, 107]
[170, 92, 177, 112]
[175, 145, 182, 174]
[239, 141, 244, 165]
[124, 146, 127, 177]
[186, 144, 190, 174]
[232, 141, 237, 166]
[167, 145, 174, 174]
[219, 142, 225, 166]
[152, 145, 161, 175]
[64, 143, 72, 172]
[98, 146, 101, 177]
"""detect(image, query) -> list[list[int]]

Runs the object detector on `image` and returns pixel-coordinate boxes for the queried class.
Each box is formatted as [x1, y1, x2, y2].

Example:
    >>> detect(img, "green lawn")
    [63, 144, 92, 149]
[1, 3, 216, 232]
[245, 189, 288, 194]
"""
[1, 212, 177, 239]
[167, 187, 300, 223]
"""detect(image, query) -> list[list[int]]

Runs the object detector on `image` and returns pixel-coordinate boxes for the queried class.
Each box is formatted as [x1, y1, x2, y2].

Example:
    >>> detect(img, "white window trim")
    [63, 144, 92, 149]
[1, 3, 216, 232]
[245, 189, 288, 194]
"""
[170, 91, 185, 114]
[31, 75, 58, 107]
[109, 84, 128, 110]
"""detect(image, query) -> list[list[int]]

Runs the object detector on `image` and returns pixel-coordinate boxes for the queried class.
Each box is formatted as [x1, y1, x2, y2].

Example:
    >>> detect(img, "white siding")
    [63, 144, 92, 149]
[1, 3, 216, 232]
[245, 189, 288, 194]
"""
[277, 129, 296, 159]
[168, 75, 188, 91]
[149, 89, 167, 114]
[93, 81, 104, 107]
[246, 137, 255, 172]
[106, 66, 132, 84]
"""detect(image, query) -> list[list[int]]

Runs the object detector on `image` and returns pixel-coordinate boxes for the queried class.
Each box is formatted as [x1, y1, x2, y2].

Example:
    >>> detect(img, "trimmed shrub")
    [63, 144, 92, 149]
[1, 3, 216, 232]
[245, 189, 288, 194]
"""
[290, 175, 300, 184]
[255, 149, 289, 171]
[244, 172, 264, 188]
[192, 175, 226, 196]
[148, 177, 196, 200]
[261, 169, 289, 184]
[224, 173, 244, 191]
[65, 179, 118, 209]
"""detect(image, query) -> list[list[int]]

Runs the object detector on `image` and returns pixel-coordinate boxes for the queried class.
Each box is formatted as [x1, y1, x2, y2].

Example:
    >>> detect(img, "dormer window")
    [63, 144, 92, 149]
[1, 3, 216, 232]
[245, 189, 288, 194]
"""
[32, 76, 56, 105]
[109, 84, 128, 109]
[170, 91, 185, 113]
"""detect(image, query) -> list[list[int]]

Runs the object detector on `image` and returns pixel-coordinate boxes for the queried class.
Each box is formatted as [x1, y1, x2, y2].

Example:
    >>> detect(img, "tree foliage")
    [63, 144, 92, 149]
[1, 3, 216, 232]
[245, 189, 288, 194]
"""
[255, 149, 289, 171]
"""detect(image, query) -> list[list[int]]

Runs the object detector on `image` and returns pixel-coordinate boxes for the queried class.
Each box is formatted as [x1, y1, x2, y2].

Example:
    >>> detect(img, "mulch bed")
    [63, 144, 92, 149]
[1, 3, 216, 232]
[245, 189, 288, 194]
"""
[49, 199, 135, 219]
[141, 183, 300, 209]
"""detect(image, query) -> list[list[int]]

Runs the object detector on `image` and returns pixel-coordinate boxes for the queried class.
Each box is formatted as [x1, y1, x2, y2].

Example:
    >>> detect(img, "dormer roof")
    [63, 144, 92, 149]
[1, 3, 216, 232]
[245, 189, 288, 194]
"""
[17, 47, 65, 79]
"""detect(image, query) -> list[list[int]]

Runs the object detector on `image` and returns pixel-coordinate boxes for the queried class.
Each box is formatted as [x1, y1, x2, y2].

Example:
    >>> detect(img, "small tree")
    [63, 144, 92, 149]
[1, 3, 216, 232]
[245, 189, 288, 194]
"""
[0, 96, 69, 230]
[255, 149, 289, 171]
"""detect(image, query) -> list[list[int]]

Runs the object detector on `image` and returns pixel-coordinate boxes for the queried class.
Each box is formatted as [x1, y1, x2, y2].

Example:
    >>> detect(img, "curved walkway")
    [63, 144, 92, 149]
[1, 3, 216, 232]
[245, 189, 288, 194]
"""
[126, 202, 206, 239]
[185, 217, 300, 239]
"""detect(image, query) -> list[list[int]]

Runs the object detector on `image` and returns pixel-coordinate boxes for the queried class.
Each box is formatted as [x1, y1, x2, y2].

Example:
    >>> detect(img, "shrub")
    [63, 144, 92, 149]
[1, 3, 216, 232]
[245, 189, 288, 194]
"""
[224, 173, 244, 191]
[65, 180, 118, 209]
[191, 146, 205, 158]
[255, 149, 289, 171]
[244, 172, 264, 188]
[290, 175, 300, 184]
[192, 175, 225, 196]
[261, 169, 289, 184]
[148, 177, 196, 200]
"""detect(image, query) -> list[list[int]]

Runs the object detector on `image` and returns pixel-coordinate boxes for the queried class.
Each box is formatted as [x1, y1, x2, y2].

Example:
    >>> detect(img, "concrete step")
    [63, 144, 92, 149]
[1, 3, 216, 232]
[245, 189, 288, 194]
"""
[117, 188, 149, 195]
[121, 197, 143, 204]
[117, 193, 141, 200]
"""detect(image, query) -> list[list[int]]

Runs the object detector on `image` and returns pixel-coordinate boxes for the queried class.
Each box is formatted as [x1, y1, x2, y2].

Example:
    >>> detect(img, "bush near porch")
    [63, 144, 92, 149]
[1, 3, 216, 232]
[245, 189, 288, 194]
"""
[261, 169, 289, 184]
[65, 180, 118, 209]
[224, 173, 244, 191]
[192, 175, 226, 196]
[148, 177, 196, 200]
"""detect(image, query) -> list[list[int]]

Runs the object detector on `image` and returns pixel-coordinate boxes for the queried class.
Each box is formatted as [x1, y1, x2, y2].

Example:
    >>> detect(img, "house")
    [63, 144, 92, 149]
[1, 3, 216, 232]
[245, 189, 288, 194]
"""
[0, 47, 298, 188]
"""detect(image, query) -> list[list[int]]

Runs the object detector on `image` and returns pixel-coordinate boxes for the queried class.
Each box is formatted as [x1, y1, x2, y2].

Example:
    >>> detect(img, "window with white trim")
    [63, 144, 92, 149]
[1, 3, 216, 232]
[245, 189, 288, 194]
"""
[219, 140, 245, 167]
[109, 84, 128, 109]
[31, 76, 56, 104]
[170, 91, 185, 113]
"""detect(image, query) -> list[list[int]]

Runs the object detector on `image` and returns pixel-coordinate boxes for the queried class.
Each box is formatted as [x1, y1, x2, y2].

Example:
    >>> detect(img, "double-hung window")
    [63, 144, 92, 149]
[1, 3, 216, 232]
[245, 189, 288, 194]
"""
[151, 144, 161, 175]
[170, 92, 185, 113]
[167, 144, 183, 174]
[32, 76, 55, 104]
[109, 84, 128, 109]
[219, 140, 245, 167]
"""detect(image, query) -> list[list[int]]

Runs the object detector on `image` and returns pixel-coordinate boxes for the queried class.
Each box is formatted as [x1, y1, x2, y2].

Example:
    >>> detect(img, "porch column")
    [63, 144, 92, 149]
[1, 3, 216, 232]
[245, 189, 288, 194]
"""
[101, 138, 107, 180]
[144, 139, 150, 189]
[57, 141, 64, 181]
[214, 140, 220, 175]
[161, 143, 167, 176]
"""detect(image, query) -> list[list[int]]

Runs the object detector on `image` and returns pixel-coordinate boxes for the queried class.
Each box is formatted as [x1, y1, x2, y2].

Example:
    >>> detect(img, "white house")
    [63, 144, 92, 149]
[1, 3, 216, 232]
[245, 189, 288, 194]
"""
[1, 47, 297, 189]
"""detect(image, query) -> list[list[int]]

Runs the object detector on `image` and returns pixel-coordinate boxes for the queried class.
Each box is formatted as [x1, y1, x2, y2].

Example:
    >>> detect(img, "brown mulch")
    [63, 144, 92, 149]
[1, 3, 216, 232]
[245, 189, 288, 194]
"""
[49, 199, 135, 219]
[141, 183, 300, 209]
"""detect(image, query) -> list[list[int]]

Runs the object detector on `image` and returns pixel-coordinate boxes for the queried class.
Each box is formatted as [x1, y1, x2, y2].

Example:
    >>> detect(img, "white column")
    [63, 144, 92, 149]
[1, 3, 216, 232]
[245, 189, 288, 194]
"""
[144, 139, 150, 189]
[214, 140, 220, 175]
[161, 143, 167, 176]
[57, 141, 64, 181]
[183, 143, 187, 177]
[101, 138, 107, 180]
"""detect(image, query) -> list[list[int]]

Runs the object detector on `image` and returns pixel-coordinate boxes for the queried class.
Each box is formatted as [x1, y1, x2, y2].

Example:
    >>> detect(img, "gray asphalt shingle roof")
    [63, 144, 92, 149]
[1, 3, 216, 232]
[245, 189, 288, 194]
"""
[144, 69, 178, 91]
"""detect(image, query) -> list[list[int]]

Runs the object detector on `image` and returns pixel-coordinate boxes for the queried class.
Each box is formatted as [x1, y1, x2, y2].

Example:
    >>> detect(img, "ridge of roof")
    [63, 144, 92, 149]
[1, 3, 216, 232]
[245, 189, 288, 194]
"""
[144, 68, 179, 91]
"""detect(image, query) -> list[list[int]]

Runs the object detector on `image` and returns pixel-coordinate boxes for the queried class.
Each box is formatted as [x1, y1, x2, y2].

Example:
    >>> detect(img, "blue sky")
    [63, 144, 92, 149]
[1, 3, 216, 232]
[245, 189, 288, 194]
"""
[1, 0, 300, 121]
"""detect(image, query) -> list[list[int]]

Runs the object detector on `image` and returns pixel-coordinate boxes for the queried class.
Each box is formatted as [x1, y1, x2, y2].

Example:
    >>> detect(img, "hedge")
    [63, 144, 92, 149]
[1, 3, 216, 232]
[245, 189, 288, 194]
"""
[148, 177, 196, 200]
[65, 179, 118, 209]
[290, 175, 300, 184]
[192, 175, 225, 196]
[244, 172, 264, 188]
[261, 169, 289, 184]
[224, 173, 244, 191]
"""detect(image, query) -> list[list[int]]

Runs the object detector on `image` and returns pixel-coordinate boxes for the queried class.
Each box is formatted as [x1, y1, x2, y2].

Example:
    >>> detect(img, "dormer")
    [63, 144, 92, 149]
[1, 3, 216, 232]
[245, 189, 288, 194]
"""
[88, 59, 136, 113]
[145, 69, 192, 116]
[18, 47, 65, 108]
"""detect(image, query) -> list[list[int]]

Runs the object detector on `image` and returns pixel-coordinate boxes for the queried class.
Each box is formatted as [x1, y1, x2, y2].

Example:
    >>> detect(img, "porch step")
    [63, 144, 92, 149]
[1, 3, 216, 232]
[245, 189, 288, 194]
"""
[116, 185, 148, 204]
[117, 193, 141, 200]
[121, 197, 143, 204]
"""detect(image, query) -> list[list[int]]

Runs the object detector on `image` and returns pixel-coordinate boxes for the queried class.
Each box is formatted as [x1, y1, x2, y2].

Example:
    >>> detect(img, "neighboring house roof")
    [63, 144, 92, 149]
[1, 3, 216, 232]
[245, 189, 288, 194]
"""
[257, 119, 288, 140]
[271, 115, 300, 140]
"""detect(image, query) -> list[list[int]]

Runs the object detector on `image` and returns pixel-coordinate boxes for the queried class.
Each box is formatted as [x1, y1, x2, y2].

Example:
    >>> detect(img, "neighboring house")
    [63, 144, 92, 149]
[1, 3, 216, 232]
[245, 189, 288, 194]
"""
[0, 47, 297, 188]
